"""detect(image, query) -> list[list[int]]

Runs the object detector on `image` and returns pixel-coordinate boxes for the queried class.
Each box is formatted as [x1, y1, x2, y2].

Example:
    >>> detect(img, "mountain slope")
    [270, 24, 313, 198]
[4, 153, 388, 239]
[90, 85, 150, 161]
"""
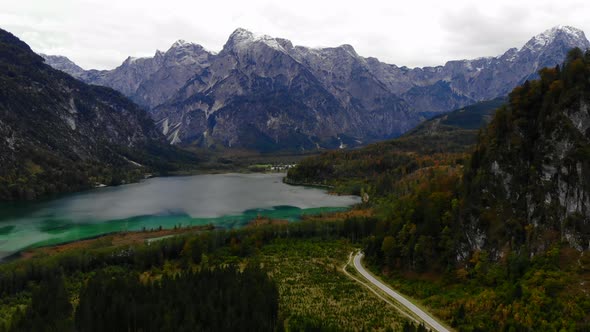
[40, 54, 87, 79]
[150, 29, 414, 151]
[0, 28, 193, 201]
[285, 98, 507, 188]
[286, 51, 590, 330]
[43, 26, 590, 151]
[43, 40, 214, 110]
[397, 97, 507, 151]
[366, 26, 590, 112]
[289, 50, 590, 253]
[463, 48, 590, 253]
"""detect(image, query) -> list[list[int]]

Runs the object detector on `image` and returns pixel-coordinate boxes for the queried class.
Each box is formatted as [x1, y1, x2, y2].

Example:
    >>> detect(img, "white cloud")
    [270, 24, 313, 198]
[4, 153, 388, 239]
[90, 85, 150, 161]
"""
[2, 0, 589, 69]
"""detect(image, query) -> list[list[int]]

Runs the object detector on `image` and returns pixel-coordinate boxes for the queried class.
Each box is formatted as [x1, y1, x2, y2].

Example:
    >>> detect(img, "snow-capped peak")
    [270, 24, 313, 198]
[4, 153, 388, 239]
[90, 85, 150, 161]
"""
[523, 25, 589, 52]
[173, 39, 186, 47]
[551, 25, 586, 39]
[229, 28, 255, 41]
[165, 39, 215, 57]
[170, 39, 197, 49]
[225, 28, 288, 52]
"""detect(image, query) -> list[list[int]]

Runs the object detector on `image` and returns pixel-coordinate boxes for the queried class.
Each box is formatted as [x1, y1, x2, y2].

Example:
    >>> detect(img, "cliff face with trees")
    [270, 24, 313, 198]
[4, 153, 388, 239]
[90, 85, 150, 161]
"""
[285, 49, 590, 330]
[289, 48, 590, 264]
[464, 48, 590, 255]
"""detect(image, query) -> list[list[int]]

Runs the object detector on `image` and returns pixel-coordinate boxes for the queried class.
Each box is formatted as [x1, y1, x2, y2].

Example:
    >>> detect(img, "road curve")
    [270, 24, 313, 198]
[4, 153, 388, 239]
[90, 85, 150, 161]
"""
[353, 252, 450, 332]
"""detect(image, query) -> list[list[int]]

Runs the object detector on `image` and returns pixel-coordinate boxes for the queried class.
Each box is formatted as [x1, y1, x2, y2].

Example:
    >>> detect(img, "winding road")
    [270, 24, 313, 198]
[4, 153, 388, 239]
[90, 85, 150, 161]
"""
[352, 252, 451, 332]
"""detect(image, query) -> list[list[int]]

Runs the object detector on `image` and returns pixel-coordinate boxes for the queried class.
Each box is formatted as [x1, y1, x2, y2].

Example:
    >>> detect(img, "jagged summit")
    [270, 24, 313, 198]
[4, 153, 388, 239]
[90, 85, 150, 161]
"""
[40, 53, 87, 78]
[171, 39, 191, 48]
[40, 25, 590, 151]
[123, 56, 147, 64]
[165, 39, 211, 59]
[167, 39, 212, 53]
[228, 28, 255, 41]
[224, 28, 289, 53]
[523, 25, 590, 52]
[552, 25, 586, 37]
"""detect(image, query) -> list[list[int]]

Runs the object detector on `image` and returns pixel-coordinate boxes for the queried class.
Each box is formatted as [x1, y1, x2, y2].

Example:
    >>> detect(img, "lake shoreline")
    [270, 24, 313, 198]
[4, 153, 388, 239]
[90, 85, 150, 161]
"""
[17, 224, 216, 261]
[13, 211, 346, 262]
[0, 167, 291, 204]
[0, 173, 360, 261]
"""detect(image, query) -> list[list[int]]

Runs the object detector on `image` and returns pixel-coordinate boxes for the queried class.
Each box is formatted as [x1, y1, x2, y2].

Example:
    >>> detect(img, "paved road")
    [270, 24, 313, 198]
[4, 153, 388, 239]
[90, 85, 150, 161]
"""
[353, 252, 450, 332]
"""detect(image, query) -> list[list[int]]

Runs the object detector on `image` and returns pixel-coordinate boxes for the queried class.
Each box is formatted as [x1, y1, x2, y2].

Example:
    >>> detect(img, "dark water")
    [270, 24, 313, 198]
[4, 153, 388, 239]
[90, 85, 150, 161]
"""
[0, 173, 360, 258]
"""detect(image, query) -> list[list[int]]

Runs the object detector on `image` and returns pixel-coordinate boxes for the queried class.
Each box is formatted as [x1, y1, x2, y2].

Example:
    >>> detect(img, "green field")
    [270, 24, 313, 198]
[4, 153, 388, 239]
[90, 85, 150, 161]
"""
[252, 239, 404, 331]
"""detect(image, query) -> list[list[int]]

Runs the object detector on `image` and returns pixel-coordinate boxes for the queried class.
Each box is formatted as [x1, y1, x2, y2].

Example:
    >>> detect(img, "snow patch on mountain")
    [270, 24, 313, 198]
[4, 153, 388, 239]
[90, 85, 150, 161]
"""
[226, 28, 288, 53]
[522, 25, 589, 52]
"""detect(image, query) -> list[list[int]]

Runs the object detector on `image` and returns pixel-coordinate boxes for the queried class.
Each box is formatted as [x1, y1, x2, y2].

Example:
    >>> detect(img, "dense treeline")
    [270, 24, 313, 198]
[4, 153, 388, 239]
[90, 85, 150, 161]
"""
[464, 48, 590, 253]
[0, 146, 141, 201]
[9, 273, 72, 332]
[286, 146, 465, 196]
[0, 216, 380, 332]
[0, 141, 202, 201]
[286, 48, 590, 331]
[363, 166, 463, 273]
[75, 266, 278, 332]
[7, 266, 278, 332]
[0, 216, 376, 298]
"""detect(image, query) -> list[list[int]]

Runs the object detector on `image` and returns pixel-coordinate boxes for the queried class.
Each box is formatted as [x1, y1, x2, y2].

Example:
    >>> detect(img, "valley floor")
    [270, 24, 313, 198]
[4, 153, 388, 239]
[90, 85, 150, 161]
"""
[0, 228, 413, 331]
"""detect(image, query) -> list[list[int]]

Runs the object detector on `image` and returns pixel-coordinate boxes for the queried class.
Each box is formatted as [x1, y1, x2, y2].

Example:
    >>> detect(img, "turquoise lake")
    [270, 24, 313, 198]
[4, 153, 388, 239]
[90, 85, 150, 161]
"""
[0, 173, 360, 259]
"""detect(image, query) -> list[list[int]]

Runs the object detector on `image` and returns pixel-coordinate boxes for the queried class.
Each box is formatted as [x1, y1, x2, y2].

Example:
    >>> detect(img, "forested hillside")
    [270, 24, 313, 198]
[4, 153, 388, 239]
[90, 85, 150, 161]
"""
[404, 97, 506, 147]
[464, 48, 590, 253]
[284, 98, 505, 195]
[287, 48, 590, 331]
[0, 29, 199, 201]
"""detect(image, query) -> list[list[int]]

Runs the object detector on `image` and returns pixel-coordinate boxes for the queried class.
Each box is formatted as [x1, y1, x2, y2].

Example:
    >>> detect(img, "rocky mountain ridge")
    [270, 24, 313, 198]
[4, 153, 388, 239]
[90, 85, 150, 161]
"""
[42, 26, 590, 151]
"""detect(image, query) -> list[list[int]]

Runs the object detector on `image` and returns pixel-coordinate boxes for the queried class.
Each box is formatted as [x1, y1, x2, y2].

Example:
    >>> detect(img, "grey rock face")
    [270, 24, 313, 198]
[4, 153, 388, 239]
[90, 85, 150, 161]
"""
[41, 54, 87, 79]
[42, 26, 590, 151]
[471, 99, 590, 252]
[366, 26, 590, 113]
[42, 40, 214, 110]
[460, 58, 590, 256]
[149, 29, 415, 151]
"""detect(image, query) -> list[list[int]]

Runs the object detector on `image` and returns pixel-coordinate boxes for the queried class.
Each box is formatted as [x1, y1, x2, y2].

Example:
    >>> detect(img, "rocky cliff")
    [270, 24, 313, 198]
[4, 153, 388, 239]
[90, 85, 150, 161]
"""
[42, 26, 590, 151]
[463, 49, 590, 254]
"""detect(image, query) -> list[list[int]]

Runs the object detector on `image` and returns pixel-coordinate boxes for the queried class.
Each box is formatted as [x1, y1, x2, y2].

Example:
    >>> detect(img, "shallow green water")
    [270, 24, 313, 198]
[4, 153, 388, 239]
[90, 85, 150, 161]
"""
[0, 173, 359, 259]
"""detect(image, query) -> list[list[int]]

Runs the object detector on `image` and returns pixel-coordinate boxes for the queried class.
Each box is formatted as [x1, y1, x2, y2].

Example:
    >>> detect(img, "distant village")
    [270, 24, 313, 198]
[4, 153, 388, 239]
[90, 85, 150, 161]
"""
[269, 164, 297, 172]
[248, 163, 297, 172]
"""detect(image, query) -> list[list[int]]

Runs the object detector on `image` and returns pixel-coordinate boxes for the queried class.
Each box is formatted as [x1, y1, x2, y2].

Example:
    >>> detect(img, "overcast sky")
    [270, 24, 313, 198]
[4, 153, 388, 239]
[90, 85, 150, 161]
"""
[2, 0, 589, 70]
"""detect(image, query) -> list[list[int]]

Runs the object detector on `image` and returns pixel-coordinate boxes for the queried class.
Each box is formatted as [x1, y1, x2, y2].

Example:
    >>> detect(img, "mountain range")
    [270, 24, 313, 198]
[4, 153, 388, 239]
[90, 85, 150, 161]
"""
[287, 47, 590, 254]
[43, 26, 590, 151]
